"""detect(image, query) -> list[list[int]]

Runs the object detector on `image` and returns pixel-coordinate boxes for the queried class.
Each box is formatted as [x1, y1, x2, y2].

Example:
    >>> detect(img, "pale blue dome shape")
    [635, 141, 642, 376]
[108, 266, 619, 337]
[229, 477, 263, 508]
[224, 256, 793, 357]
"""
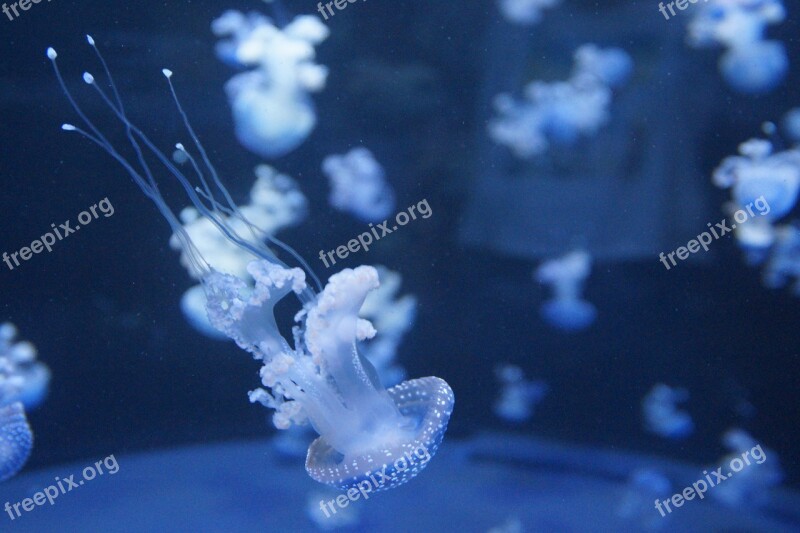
[0, 402, 33, 482]
[306, 376, 454, 491]
[720, 41, 788, 95]
[47, 37, 454, 491]
[733, 170, 799, 221]
[540, 298, 597, 332]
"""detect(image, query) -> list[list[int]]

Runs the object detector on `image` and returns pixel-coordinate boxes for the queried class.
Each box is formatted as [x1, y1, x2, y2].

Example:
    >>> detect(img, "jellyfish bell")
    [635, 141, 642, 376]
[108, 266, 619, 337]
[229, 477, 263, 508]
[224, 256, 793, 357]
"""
[48, 37, 454, 490]
[732, 164, 799, 221]
[0, 402, 33, 482]
[539, 298, 596, 332]
[719, 41, 788, 95]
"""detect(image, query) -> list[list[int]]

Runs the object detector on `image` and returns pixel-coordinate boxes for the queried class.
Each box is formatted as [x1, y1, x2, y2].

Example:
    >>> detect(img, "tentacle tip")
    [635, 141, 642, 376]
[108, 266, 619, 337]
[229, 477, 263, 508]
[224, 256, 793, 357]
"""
[86, 35, 95, 46]
[46, 47, 57, 60]
[162, 69, 173, 78]
[61, 124, 77, 131]
[82, 72, 95, 84]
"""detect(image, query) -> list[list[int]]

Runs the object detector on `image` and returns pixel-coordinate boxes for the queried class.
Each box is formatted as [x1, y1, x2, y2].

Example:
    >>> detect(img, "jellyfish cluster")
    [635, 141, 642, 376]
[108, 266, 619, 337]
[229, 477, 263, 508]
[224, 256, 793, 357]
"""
[641, 384, 694, 440]
[322, 147, 396, 223]
[493, 364, 548, 423]
[171, 165, 308, 338]
[687, 0, 788, 94]
[212, 10, 330, 158]
[713, 127, 800, 292]
[535, 250, 596, 332]
[496, 0, 561, 26]
[488, 44, 633, 159]
[0, 323, 50, 482]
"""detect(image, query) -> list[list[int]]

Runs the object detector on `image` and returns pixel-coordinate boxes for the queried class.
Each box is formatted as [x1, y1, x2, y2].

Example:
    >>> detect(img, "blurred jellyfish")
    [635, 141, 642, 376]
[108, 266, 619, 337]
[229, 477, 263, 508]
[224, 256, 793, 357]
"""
[616, 468, 672, 530]
[535, 250, 596, 332]
[782, 108, 800, 144]
[0, 323, 50, 482]
[710, 429, 783, 508]
[642, 384, 694, 440]
[212, 11, 330, 158]
[762, 223, 800, 295]
[487, 517, 523, 533]
[322, 148, 396, 223]
[171, 165, 308, 339]
[493, 364, 547, 423]
[687, 0, 787, 94]
[357, 266, 416, 387]
[307, 489, 360, 530]
[713, 138, 799, 221]
[497, 0, 560, 26]
[489, 44, 632, 158]
[49, 38, 454, 491]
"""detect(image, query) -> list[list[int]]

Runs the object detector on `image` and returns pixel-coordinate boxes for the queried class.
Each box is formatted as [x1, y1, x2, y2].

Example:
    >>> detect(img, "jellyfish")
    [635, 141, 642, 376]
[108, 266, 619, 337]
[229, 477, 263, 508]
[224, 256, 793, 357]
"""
[493, 364, 548, 423]
[172, 165, 308, 339]
[782, 107, 800, 144]
[322, 148, 396, 223]
[687, 0, 787, 94]
[488, 44, 632, 158]
[713, 138, 800, 221]
[710, 429, 783, 508]
[535, 250, 596, 332]
[0, 322, 50, 482]
[48, 37, 454, 491]
[641, 384, 694, 440]
[212, 11, 330, 158]
[357, 266, 416, 387]
[496, 0, 560, 26]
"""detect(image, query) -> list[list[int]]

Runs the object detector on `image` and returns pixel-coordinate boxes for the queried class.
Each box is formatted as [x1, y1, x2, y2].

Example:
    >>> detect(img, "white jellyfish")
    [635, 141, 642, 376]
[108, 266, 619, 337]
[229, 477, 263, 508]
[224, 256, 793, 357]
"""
[496, 0, 560, 26]
[49, 38, 454, 491]
[212, 11, 329, 158]
[713, 138, 799, 221]
[170, 164, 308, 339]
[493, 364, 548, 423]
[357, 266, 416, 387]
[535, 250, 596, 332]
[489, 45, 632, 159]
[322, 148, 396, 223]
[687, 0, 788, 94]
[641, 384, 694, 440]
[710, 429, 783, 508]
[0, 322, 50, 481]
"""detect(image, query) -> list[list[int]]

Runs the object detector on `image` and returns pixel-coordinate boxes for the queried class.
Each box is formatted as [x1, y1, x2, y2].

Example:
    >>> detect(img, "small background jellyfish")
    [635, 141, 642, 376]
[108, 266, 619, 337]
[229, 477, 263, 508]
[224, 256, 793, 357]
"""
[0, 323, 50, 481]
[712, 126, 800, 293]
[493, 364, 548, 423]
[497, 0, 560, 26]
[641, 384, 694, 440]
[710, 429, 783, 508]
[212, 10, 330, 158]
[615, 468, 672, 530]
[488, 44, 632, 159]
[535, 250, 596, 332]
[322, 147, 396, 223]
[171, 165, 308, 339]
[687, 0, 788, 94]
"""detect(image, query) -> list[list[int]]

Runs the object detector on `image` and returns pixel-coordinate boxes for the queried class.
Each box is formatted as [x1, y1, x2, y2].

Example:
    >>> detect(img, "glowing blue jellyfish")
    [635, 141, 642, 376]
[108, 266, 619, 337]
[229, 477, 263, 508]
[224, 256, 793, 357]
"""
[641, 384, 694, 440]
[0, 323, 50, 481]
[171, 164, 307, 339]
[48, 38, 454, 492]
[711, 429, 783, 508]
[497, 0, 560, 26]
[493, 364, 548, 423]
[489, 44, 632, 158]
[322, 148, 396, 223]
[535, 250, 596, 332]
[783, 107, 800, 144]
[688, 0, 787, 94]
[713, 139, 799, 221]
[212, 11, 330, 158]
